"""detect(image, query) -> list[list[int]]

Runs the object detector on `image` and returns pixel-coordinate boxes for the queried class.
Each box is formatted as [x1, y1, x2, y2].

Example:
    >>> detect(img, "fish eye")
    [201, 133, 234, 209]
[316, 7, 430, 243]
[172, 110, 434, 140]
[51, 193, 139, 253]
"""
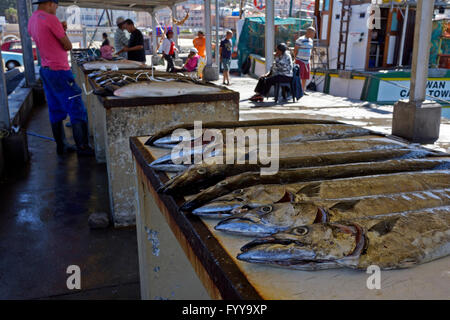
[293, 226, 309, 235]
[197, 168, 207, 175]
[233, 189, 244, 195]
[259, 205, 273, 214]
[218, 181, 228, 186]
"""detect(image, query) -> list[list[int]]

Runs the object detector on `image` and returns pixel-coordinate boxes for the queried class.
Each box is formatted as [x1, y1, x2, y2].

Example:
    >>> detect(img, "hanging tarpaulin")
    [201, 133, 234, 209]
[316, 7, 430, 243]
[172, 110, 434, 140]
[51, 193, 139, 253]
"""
[254, 0, 265, 10]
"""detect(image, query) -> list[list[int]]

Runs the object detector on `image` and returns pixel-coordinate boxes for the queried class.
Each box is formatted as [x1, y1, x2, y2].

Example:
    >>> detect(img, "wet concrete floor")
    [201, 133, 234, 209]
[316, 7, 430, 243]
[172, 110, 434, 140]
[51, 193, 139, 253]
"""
[0, 101, 140, 299]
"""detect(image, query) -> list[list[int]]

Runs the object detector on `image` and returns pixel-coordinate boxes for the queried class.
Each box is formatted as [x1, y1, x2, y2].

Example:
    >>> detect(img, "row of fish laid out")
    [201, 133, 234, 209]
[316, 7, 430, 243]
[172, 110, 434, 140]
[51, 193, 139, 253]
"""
[82, 59, 146, 70]
[86, 69, 223, 98]
[150, 136, 425, 173]
[146, 120, 450, 271]
[195, 171, 450, 271]
[145, 119, 446, 193]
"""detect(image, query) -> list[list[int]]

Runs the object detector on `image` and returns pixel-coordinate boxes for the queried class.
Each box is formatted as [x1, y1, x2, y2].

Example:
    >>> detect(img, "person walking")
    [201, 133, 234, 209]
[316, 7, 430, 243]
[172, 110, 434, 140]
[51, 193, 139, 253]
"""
[117, 19, 146, 63]
[160, 30, 177, 73]
[193, 31, 206, 58]
[114, 17, 128, 59]
[28, 0, 93, 156]
[294, 27, 315, 93]
[249, 43, 293, 102]
[220, 30, 233, 85]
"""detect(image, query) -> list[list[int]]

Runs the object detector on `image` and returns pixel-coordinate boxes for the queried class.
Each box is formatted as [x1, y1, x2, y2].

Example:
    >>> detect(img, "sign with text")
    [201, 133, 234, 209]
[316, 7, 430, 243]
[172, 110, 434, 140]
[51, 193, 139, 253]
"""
[378, 79, 450, 102]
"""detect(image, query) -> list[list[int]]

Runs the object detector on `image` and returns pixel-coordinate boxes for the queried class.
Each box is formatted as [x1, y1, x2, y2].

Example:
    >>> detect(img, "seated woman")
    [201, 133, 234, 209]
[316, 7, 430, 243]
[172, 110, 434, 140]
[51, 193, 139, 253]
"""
[100, 33, 115, 60]
[249, 43, 293, 102]
[171, 48, 200, 73]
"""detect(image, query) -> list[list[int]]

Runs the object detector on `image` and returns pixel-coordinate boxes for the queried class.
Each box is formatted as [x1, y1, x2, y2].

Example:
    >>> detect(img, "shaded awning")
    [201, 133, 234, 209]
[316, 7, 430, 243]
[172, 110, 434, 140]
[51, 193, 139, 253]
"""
[58, 0, 186, 12]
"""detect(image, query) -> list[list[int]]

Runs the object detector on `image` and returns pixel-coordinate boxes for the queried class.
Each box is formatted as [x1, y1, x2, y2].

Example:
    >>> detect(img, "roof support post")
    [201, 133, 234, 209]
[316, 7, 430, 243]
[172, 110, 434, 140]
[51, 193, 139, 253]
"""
[151, 10, 158, 54]
[265, 0, 275, 73]
[392, 0, 441, 144]
[215, 0, 220, 69]
[410, 0, 435, 103]
[0, 51, 11, 130]
[172, 5, 178, 48]
[205, 0, 213, 67]
[203, 0, 219, 80]
[16, 0, 36, 87]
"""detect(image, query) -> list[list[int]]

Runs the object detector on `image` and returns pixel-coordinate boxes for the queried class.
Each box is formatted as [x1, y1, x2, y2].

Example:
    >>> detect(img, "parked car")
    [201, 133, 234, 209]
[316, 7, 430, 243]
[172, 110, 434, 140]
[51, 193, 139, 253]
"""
[1, 51, 25, 70]
[1, 40, 37, 61]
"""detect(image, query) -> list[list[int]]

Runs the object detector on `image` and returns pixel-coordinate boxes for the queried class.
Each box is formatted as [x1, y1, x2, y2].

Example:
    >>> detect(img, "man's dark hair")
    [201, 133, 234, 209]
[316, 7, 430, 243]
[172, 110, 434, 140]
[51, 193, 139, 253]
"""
[198, 31, 204, 35]
[124, 19, 134, 25]
[102, 32, 108, 38]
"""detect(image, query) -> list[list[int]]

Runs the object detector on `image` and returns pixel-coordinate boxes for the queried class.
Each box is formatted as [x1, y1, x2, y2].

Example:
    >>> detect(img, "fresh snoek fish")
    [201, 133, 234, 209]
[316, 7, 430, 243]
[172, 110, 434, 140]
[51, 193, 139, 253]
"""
[83, 59, 146, 70]
[181, 158, 450, 210]
[151, 123, 372, 149]
[160, 147, 436, 195]
[146, 119, 344, 146]
[237, 206, 450, 270]
[150, 137, 406, 172]
[192, 170, 450, 218]
[114, 81, 223, 98]
[214, 189, 450, 237]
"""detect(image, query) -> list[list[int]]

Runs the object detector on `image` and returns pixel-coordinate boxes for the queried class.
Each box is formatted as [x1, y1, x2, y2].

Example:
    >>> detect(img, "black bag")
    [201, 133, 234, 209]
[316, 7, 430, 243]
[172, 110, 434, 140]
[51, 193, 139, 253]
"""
[241, 56, 251, 74]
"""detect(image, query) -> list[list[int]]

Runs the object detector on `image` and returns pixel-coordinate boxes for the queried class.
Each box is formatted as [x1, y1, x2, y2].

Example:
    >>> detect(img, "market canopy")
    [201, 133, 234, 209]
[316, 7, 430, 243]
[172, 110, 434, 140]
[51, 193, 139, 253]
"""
[58, 0, 187, 12]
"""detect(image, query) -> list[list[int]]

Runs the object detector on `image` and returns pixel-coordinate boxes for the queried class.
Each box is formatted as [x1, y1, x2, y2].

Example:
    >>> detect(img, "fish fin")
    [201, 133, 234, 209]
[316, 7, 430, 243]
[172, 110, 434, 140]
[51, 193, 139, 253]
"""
[276, 191, 295, 203]
[297, 182, 321, 198]
[314, 207, 329, 223]
[329, 200, 360, 212]
[368, 217, 400, 236]
[144, 137, 154, 145]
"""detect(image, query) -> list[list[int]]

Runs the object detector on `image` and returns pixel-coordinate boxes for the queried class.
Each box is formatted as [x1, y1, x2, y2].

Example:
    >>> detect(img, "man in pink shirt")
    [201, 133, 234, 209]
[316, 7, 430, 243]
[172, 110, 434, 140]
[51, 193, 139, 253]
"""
[28, 0, 93, 156]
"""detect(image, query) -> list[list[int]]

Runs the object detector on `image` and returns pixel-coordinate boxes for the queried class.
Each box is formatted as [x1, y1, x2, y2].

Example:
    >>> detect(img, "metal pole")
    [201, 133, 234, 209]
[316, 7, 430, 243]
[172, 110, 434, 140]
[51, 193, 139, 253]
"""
[82, 27, 87, 48]
[0, 51, 11, 130]
[172, 5, 178, 49]
[410, 0, 435, 103]
[398, 5, 409, 67]
[16, 0, 36, 87]
[215, 0, 220, 67]
[265, 0, 275, 73]
[289, 0, 294, 17]
[88, 9, 106, 48]
[151, 11, 158, 55]
[205, 0, 213, 67]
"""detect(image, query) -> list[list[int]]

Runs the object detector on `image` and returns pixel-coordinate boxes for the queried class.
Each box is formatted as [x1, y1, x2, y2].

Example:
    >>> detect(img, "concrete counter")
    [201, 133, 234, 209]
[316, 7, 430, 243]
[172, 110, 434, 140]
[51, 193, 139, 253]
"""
[88, 77, 239, 227]
[130, 134, 450, 300]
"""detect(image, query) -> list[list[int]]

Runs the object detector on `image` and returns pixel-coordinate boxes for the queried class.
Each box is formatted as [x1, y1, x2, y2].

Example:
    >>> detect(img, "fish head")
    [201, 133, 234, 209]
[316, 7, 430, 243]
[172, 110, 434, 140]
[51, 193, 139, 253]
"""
[237, 221, 367, 270]
[192, 185, 291, 218]
[214, 202, 327, 237]
[149, 141, 223, 171]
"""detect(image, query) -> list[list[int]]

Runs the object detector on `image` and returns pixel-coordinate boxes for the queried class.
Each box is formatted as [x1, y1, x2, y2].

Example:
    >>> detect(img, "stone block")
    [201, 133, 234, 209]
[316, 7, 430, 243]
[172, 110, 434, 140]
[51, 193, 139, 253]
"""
[392, 100, 442, 144]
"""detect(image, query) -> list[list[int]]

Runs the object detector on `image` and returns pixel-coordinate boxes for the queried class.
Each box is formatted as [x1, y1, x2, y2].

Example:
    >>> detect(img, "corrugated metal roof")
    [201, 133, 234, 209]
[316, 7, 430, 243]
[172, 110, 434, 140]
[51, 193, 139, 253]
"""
[58, 0, 186, 12]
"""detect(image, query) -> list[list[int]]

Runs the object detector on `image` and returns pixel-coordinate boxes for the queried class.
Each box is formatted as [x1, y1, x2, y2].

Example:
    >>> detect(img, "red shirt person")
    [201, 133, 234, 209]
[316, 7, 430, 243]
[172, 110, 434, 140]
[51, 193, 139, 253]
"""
[28, 0, 93, 156]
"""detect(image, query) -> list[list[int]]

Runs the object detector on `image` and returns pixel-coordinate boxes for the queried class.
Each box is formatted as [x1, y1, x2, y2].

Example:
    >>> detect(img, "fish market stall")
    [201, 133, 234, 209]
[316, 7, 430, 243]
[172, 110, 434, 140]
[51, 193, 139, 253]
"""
[70, 49, 149, 142]
[130, 119, 450, 299]
[88, 73, 239, 228]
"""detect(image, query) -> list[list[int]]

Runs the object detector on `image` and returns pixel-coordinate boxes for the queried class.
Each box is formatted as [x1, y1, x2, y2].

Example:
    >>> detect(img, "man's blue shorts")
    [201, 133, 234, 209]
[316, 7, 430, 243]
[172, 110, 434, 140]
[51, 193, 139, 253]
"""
[222, 58, 231, 71]
[39, 67, 88, 124]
